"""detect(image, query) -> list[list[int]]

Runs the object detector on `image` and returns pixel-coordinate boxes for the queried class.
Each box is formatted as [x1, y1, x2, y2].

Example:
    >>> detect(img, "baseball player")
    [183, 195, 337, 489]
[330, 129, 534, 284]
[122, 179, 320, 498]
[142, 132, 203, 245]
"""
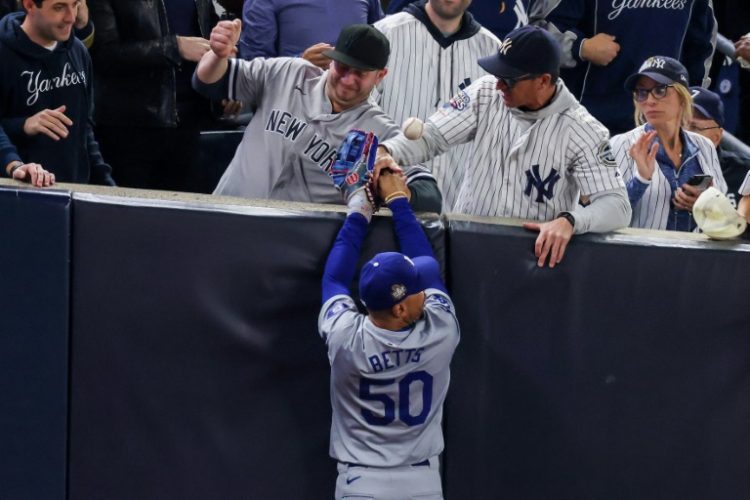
[192, 20, 441, 212]
[378, 25, 631, 268]
[374, 0, 502, 210]
[320, 135, 459, 499]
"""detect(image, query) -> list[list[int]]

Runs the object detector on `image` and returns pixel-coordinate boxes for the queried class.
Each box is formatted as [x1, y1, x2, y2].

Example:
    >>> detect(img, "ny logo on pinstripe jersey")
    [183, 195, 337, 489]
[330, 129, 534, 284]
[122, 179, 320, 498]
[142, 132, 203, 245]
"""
[524, 165, 560, 203]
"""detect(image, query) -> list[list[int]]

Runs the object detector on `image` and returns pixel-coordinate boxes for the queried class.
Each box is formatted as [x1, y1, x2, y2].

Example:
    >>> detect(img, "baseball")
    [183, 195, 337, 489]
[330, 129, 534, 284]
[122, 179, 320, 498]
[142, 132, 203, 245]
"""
[402, 117, 424, 140]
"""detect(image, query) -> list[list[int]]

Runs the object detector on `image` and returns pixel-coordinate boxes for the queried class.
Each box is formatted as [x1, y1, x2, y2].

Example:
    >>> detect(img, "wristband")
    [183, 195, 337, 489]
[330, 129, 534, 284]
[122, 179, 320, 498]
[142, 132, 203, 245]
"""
[558, 211, 576, 229]
[384, 191, 409, 204]
[7, 161, 23, 177]
[347, 190, 374, 222]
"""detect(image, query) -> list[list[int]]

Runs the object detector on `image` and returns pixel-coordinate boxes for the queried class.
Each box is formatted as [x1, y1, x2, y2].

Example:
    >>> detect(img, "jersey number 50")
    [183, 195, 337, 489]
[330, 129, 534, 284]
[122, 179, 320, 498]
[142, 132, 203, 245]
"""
[359, 371, 433, 426]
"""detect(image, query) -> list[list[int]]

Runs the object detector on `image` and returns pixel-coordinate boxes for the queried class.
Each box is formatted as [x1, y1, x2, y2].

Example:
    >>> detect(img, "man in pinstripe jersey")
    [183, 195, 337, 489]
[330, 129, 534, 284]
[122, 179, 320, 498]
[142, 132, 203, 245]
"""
[378, 25, 631, 267]
[374, 0, 502, 212]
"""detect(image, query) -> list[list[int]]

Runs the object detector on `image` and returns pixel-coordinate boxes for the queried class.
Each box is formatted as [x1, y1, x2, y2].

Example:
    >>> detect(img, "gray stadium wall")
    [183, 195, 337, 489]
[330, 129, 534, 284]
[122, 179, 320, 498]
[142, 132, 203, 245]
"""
[1, 182, 749, 500]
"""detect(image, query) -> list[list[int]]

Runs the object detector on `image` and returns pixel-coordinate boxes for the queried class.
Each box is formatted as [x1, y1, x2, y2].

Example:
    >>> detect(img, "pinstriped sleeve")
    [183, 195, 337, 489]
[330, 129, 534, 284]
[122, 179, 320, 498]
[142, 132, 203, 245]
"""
[429, 79, 485, 148]
[566, 117, 626, 197]
[610, 130, 636, 185]
[382, 77, 486, 166]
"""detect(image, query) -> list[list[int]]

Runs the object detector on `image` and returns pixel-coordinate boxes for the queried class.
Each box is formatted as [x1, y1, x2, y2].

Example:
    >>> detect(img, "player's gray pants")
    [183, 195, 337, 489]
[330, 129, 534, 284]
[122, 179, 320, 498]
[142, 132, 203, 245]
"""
[335, 456, 442, 500]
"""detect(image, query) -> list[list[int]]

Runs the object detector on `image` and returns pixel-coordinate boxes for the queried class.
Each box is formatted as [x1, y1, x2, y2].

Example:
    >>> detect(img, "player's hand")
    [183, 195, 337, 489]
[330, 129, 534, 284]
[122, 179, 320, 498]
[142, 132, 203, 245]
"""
[523, 217, 574, 268]
[377, 168, 410, 202]
[302, 42, 333, 69]
[674, 183, 706, 211]
[209, 19, 241, 59]
[735, 36, 750, 61]
[221, 99, 243, 118]
[629, 130, 658, 181]
[23, 105, 72, 141]
[177, 36, 212, 62]
[581, 33, 620, 66]
[11, 162, 56, 187]
[373, 146, 403, 188]
[75, 0, 89, 29]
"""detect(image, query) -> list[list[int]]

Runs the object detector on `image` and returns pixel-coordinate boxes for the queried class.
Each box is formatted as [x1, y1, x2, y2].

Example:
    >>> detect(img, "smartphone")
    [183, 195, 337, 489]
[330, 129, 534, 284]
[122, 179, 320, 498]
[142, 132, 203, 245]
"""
[686, 173, 712, 190]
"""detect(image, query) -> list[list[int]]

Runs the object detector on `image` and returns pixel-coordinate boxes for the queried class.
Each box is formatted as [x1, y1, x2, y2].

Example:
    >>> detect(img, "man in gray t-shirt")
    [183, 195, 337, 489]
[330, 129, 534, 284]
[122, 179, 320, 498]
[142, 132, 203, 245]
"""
[193, 21, 441, 212]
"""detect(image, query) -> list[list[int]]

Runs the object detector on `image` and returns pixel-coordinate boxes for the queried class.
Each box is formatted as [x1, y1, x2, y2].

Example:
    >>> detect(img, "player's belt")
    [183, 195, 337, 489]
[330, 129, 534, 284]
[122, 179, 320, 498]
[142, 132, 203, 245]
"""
[341, 459, 430, 468]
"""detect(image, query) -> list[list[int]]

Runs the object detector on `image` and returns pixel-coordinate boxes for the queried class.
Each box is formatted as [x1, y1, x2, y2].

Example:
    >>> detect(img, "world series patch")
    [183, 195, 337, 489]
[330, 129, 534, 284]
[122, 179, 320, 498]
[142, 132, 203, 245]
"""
[446, 89, 471, 111]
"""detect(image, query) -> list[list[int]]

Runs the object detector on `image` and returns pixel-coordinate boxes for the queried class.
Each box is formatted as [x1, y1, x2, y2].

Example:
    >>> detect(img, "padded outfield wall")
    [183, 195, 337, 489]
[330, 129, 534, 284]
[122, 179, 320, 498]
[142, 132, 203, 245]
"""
[1, 181, 749, 500]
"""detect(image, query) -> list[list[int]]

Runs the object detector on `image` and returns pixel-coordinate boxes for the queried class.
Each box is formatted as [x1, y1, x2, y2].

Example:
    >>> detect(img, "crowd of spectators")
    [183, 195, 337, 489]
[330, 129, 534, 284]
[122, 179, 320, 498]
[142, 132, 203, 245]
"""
[2, 0, 750, 243]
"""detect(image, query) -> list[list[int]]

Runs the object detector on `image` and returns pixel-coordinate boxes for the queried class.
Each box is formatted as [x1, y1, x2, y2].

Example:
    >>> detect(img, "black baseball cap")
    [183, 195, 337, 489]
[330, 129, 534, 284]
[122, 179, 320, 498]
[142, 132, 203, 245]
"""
[690, 86, 725, 127]
[624, 56, 689, 91]
[323, 24, 390, 71]
[477, 25, 561, 78]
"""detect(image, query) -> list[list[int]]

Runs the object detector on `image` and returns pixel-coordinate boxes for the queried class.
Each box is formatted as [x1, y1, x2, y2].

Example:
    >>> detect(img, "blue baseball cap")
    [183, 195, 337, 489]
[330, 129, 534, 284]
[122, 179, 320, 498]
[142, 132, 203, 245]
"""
[625, 56, 689, 91]
[690, 86, 725, 127]
[477, 25, 561, 79]
[358, 252, 438, 311]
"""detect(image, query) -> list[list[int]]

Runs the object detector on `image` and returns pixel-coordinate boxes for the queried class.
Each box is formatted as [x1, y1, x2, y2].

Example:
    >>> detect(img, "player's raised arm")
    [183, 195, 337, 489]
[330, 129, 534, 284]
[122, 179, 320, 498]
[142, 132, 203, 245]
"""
[378, 170, 446, 293]
[321, 131, 379, 304]
[321, 201, 371, 304]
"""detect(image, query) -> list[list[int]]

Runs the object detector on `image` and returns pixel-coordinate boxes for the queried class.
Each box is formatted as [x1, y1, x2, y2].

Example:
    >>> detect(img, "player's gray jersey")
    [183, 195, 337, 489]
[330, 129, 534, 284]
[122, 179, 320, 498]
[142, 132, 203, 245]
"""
[610, 125, 727, 230]
[383, 76, 626, 221]
[213, 57, 402, 203]
[374, 13, 501, 211]
[318, 290, 459, 467]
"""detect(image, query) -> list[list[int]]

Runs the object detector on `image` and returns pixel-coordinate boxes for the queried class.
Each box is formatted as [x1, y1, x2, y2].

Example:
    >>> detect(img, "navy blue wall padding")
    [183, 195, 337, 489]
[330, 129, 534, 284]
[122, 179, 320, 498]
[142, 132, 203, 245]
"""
[444, 220, 750, 500]
[6, 186, 750, 500]
[0, 187, 70, 500]
[68, 197, 445, 500]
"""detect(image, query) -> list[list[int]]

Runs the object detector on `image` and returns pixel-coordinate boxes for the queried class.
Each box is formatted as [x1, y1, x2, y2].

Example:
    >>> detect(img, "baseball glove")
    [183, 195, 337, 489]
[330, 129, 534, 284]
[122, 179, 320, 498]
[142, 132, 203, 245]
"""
[330, 129, 378, 206]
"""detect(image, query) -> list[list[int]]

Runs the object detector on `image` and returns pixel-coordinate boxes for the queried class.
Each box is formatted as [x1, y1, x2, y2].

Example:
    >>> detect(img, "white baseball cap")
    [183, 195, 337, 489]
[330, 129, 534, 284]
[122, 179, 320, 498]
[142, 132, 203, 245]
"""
[692, 187, 747, 240]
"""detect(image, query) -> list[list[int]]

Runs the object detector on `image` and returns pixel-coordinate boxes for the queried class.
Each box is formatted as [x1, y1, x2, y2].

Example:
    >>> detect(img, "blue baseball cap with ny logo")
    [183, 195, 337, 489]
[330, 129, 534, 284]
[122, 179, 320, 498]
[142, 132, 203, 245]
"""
[624, 56, 689, 91]
[477, 25, 561, 79]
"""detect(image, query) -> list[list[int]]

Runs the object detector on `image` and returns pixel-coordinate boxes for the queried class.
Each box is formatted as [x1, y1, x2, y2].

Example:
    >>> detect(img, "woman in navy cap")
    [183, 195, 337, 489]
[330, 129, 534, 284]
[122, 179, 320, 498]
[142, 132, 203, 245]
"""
[610, 56, 728, 232]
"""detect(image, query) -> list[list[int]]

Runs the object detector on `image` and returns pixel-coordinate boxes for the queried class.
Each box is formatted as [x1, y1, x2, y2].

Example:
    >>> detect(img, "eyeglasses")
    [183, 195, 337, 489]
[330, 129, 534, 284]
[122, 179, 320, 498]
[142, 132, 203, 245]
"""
[687, 123, 721, 132]
[496, 74, 537, 89]
[633, 84, 674, 102]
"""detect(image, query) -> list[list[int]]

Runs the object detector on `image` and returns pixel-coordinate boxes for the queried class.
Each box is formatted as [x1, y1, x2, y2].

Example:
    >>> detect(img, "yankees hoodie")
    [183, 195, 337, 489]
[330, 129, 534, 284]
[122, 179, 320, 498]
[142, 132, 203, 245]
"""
[0, 12, 113, 184]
